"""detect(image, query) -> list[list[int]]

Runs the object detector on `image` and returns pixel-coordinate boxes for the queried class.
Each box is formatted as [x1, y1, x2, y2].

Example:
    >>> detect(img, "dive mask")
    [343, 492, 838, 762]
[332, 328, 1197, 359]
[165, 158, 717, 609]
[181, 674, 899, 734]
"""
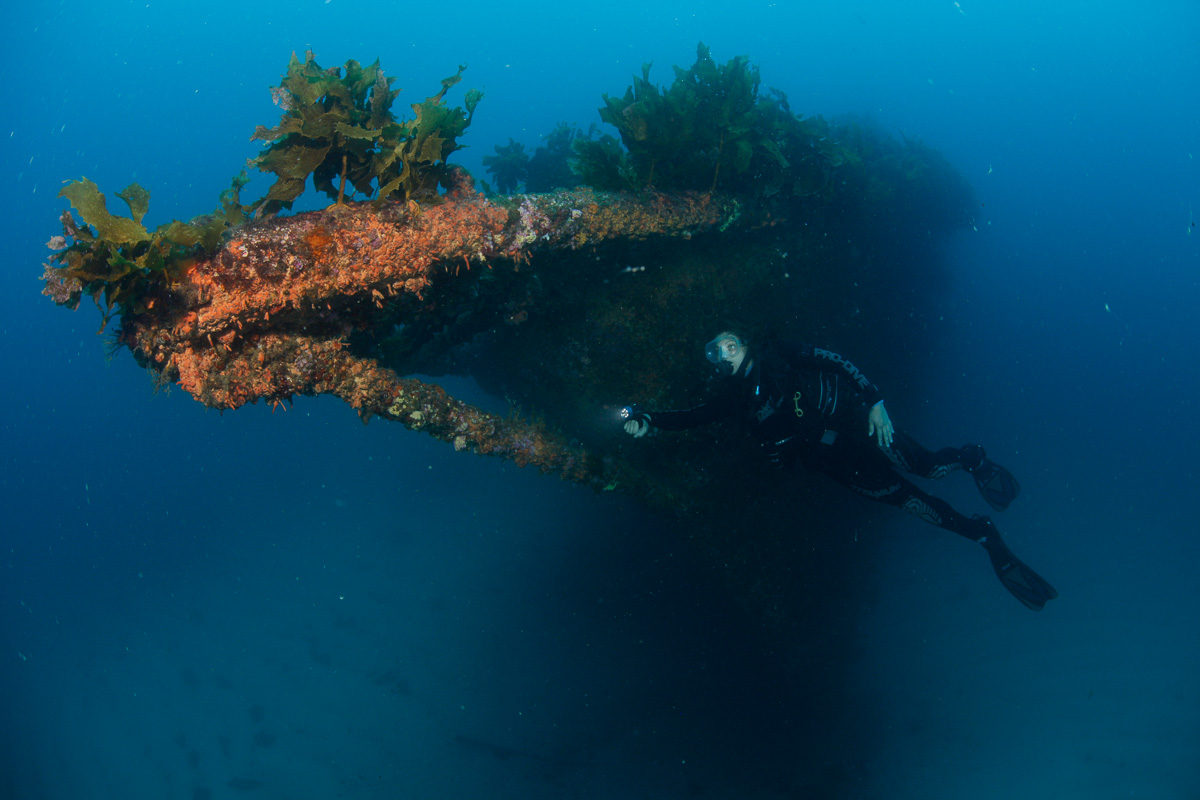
[705, 332, 745, 376]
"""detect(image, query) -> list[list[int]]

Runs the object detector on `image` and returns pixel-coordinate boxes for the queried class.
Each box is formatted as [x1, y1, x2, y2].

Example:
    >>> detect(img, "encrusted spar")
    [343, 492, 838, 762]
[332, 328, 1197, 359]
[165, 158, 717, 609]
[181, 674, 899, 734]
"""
[112, 181, 742, 358]
[46, 181, 742, 484]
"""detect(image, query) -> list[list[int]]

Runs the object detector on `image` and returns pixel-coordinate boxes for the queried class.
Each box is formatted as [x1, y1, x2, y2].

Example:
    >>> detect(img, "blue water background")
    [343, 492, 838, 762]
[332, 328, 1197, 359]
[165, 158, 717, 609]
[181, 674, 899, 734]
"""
[2, 1, 1198, 797]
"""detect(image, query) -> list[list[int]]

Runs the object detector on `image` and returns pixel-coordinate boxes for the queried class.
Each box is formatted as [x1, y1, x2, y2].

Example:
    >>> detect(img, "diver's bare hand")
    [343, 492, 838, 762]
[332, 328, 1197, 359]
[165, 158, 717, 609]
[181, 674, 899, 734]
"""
[869, 401, 894, 448]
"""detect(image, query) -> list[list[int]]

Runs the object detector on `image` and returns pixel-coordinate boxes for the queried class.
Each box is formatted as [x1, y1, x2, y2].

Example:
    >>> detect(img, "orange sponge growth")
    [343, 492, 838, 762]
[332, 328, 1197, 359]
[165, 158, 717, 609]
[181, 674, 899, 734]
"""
[64, 178, 743, 487]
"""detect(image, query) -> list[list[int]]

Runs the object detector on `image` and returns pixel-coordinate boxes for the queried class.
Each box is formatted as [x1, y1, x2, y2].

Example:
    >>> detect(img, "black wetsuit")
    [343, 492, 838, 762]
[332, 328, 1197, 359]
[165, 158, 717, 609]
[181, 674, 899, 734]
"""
[646, 341, 985, 541]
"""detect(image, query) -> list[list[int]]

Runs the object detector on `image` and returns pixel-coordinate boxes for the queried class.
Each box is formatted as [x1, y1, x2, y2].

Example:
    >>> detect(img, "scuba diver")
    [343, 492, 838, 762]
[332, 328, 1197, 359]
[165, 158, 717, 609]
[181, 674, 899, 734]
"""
[620, 331, 1058, 611]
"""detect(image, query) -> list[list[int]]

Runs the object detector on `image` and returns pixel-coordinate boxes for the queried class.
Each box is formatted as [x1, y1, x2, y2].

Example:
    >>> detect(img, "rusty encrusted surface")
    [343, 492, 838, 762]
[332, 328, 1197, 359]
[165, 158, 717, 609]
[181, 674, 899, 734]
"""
[102, 182, 741, 484]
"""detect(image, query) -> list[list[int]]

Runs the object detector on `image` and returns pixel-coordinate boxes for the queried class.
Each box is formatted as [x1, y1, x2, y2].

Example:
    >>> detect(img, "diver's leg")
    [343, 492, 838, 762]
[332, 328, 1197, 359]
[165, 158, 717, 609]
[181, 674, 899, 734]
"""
[882, 431, 971, 480]
[885, 434, 1019, 510]
[875, 481, 1058, 610]
[822, 437, 1056, 610]
[813, 434, 975, 535]
[870, 478, 980, 540]
[814, 433, 980, 539]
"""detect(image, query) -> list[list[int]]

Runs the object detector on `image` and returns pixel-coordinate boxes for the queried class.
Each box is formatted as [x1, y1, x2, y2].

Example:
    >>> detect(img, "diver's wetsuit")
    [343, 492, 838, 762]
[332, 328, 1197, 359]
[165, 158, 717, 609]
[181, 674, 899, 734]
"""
[645, 341, 986, 541]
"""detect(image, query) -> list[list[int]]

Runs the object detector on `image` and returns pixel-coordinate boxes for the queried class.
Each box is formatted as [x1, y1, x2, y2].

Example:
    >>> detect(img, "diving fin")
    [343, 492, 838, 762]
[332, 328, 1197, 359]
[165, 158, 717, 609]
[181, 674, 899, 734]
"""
[963, 445, 1020, 512]
[975, 517, 1058, 611]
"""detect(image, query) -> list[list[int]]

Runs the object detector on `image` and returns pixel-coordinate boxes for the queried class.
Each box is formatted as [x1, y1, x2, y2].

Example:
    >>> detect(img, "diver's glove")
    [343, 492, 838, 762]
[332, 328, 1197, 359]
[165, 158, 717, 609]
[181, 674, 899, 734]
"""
[763, 435, 799, 469]
[620, 405, 651, 438]
[868, 400, 894, 448]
